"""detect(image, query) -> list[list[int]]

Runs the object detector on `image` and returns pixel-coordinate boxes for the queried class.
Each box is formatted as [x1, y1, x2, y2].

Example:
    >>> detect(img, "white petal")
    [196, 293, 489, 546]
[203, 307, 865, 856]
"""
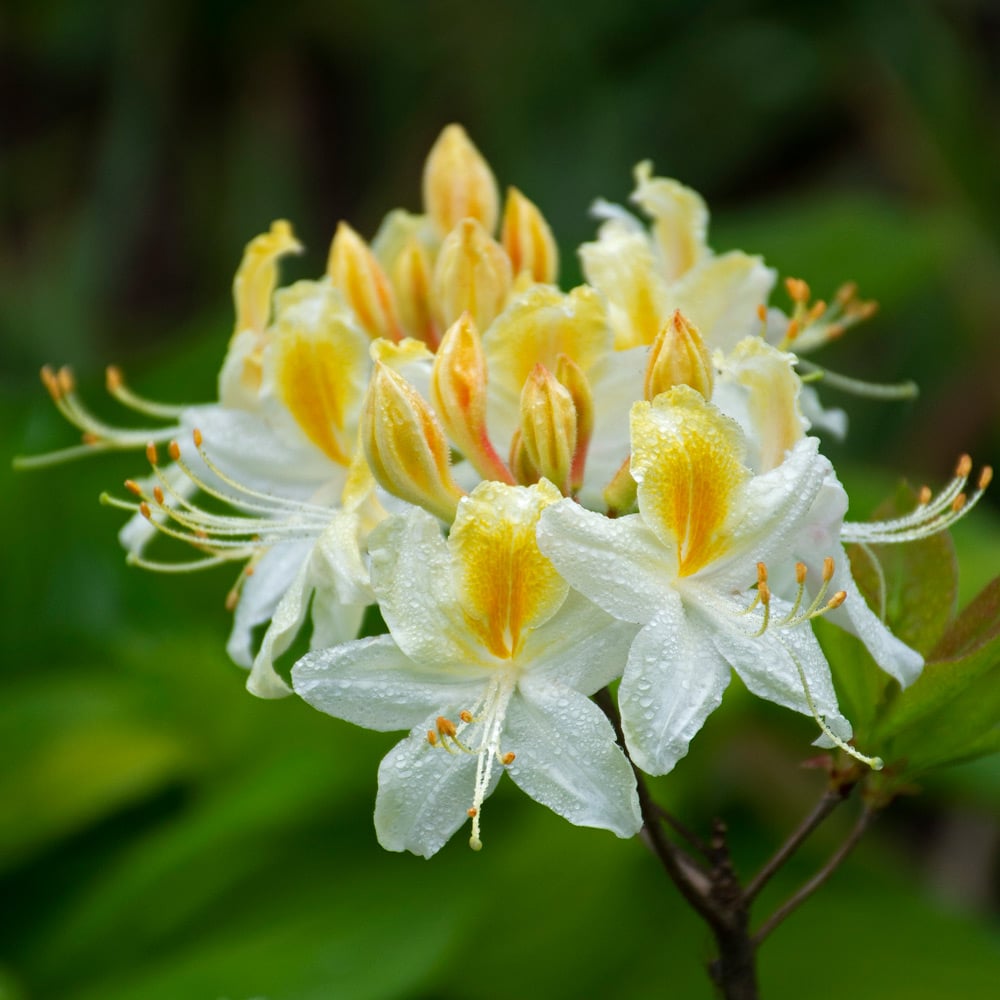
[245, 561, 311, 698]
[706, 595, 851, 737]
[537, 502, 667, 624]
[226, 540, 312, 668]
[374, 726, 498, 857]
[309, 593, 366, 652]
[292, 635, 482, 732]
[504, 682, 641, 837]
[368, 508, 478, 667]
[522, 590, 638, 694]
[619, 595, 731, 775]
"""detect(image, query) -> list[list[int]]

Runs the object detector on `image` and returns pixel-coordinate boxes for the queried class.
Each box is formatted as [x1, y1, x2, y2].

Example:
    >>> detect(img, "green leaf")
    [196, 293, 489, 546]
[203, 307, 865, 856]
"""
[872, 577, 1000, 773]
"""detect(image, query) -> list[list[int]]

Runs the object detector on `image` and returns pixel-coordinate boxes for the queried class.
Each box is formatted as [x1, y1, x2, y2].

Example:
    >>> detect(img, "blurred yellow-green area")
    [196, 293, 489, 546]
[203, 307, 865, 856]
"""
[2, 1, 999, 998]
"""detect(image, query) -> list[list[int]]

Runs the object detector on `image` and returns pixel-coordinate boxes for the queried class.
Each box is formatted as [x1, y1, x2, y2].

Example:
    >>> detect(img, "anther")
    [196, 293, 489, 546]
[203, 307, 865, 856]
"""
[785, 277, 810, 303]
[501, 752, 515, 765]
[459, 710, 474, 723]
[57, 366, 75, 395]
[467, 807, 478, 818]
[835, 281, 858, 305]
[951, 493, 967, 513]
[918, 485, 932, 505]
[758, 580, 771, 606]
[955, 454, 972, 478]
[193, 428, 203, 448]
[979, 466, 993, 490]
[756, 303, 768, 323]
[807, 300, 827, 322]
[426, 730, 438, 747]
[822, 556, 834, 582]
[105, 365, 123, 392]
[224, 589, 240, 612]
[152, 486, 165, 505]
[436, 716, 457, 739]
[784, 318, 800, 342]
[124, 479, 143, 497]
[795, 562, 807, 585]
[146, 442, 159, 466]
[81, 432, 99, 445]
[827, 591, 847, 610]
[40, 365, 61, 400]
[139, 501, 152, 520]
[168, 440, 181, 462]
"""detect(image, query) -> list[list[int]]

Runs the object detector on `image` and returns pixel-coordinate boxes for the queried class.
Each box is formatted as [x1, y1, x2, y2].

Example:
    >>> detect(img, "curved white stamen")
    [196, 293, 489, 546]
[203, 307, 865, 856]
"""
[796, 361, 919, 401]
[105, 366, 188, 419]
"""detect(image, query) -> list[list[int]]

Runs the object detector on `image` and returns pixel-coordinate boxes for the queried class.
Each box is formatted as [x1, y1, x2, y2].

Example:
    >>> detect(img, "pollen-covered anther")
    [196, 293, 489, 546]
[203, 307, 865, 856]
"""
[57, 366, 75, 395]
[822, 556, 835, 582]
[459, 710, 474, 723]
[124, 479, 143, 497]
[167, 441, 181, 462]
[756, 303, 768, 324]
[40, 365, 61, 400]
[81, 432, 100, 446]
[105, 365, 123, 392]
[785, 277, 810, 304]
[152, 486, 165, 505]
[193, 428, 203, 448]
[146, 442, 159, 466]
[918, 485, 933, 505]
[139, 501, 152, 520]
[827, 590, 847, 610]
[979, 466, 993, 491]
[795, 561, 807, 585]
[501, 752, 515, 765]
[467, 807, 478, 818]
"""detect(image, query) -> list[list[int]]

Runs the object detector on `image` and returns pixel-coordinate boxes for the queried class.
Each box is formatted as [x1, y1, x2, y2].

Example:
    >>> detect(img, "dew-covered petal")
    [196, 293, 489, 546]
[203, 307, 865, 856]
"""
[246, 559, 311, 698]
[374, 725, 499, 857]
[367, 507, 478, 667]
[706, 594, 851, 739]
[504, 681, 641, 837]
[292, 635, 483, 731]
[227, 539, 312, 668]
[522, 590, 638, 694]
[618, 594, 731, 775]
[537, 501, 667, 624]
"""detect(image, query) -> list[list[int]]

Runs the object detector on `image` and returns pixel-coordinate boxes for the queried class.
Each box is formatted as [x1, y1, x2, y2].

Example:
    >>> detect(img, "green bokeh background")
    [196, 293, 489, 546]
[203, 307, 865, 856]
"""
[2, 1, 999, 997]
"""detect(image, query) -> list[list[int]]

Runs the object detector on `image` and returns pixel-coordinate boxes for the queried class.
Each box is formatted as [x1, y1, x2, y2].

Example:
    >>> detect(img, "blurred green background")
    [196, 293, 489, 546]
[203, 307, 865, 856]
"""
[2, 1, 999, 998]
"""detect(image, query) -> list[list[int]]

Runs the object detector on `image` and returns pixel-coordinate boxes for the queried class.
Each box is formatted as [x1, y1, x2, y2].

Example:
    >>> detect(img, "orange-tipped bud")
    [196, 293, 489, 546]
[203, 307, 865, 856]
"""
[519, 364, 577, 496]
[433, 218, 512, 333]
[362, 363, 465, 522]
[555, 354, 594, 493]
[432, 313, 514, 484]
[391, 236, 439, 349]
[423, 124, 500, 236]
[327, 221, 403, 342]
[501, 186, 559, 285]
[644, 310, 714, 400]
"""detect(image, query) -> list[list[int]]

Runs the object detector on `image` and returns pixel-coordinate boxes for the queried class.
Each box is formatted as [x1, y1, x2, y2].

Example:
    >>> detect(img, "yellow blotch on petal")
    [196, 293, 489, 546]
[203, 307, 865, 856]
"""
[484, 285, 611, 404]
[272, 291, 369, 466]
[423, 124, 500, 236]
[450, 481, 567, 660]
[631, 386, 749, 577]
[501, 186, 559, 285]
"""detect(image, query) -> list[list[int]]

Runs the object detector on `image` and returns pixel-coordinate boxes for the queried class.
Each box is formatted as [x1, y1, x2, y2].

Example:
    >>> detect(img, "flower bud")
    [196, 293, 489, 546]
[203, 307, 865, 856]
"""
[508, 427, 541, 486]
[392, 236, 439, 349]
[602, 455, 638, 517]
[519, 364, 577, 496]
[644, 309, 714, 400]
[362, 363, 465, 522]
[433, 218, 512, 333]
[432, 313, 514, 484]
[555, 354, 593, 493]
[423, 124, 500, 236]
[501, 186, 559, 285]
[327, 222, 404, 341]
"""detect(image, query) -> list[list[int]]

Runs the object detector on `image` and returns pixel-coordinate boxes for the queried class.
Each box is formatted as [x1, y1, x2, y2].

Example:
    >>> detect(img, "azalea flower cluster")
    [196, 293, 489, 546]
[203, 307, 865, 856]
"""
[26, 125, 992, 858]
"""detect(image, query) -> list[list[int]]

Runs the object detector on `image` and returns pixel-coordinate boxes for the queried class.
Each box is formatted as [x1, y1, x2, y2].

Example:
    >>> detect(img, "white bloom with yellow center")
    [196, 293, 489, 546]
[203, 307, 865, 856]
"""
[538, 386, 860, 776]
[292, 480, 641, 857]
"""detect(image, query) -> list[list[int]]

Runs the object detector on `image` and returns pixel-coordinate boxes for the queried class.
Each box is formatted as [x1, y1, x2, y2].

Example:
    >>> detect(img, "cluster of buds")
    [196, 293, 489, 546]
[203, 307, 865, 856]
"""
[20, 125, 991, 857]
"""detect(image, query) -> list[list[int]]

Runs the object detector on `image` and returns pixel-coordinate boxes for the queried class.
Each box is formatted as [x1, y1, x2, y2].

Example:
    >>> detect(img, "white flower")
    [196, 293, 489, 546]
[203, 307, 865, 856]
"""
[292, 480, 641, 857]
[538, 386, 865, 776]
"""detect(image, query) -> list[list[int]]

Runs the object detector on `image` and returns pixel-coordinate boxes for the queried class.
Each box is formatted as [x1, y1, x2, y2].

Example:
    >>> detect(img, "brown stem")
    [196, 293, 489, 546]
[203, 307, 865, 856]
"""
[753, 805, 875, 945]
[745, 783, 855, 902]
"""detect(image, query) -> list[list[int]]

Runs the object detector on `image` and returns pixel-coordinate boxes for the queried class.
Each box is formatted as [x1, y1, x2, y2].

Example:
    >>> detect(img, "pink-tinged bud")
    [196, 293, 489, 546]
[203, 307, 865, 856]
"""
[422, 124, 500, 236]
[644, 309, 714, 400]
[362, 363, 465, 522]
[519, 364, 577, 496]
[602, 455, 638, 517]
[432, 313, 515, 484]
[555, 354, 593, 494]
[433, 218, 513, 333]
[327, 221, 404, 341]
[391, 236, 440, 349]
[508, 427, 541, 486]
[501, 186, 559, 285]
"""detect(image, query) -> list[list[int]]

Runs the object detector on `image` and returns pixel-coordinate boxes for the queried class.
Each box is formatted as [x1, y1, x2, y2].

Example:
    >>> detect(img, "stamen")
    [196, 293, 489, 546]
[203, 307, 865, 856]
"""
[791, 650, 883, 771]
[105, 365, 188, 419]
[842, 455, 992, 545]
[795, 361, 919, 401]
